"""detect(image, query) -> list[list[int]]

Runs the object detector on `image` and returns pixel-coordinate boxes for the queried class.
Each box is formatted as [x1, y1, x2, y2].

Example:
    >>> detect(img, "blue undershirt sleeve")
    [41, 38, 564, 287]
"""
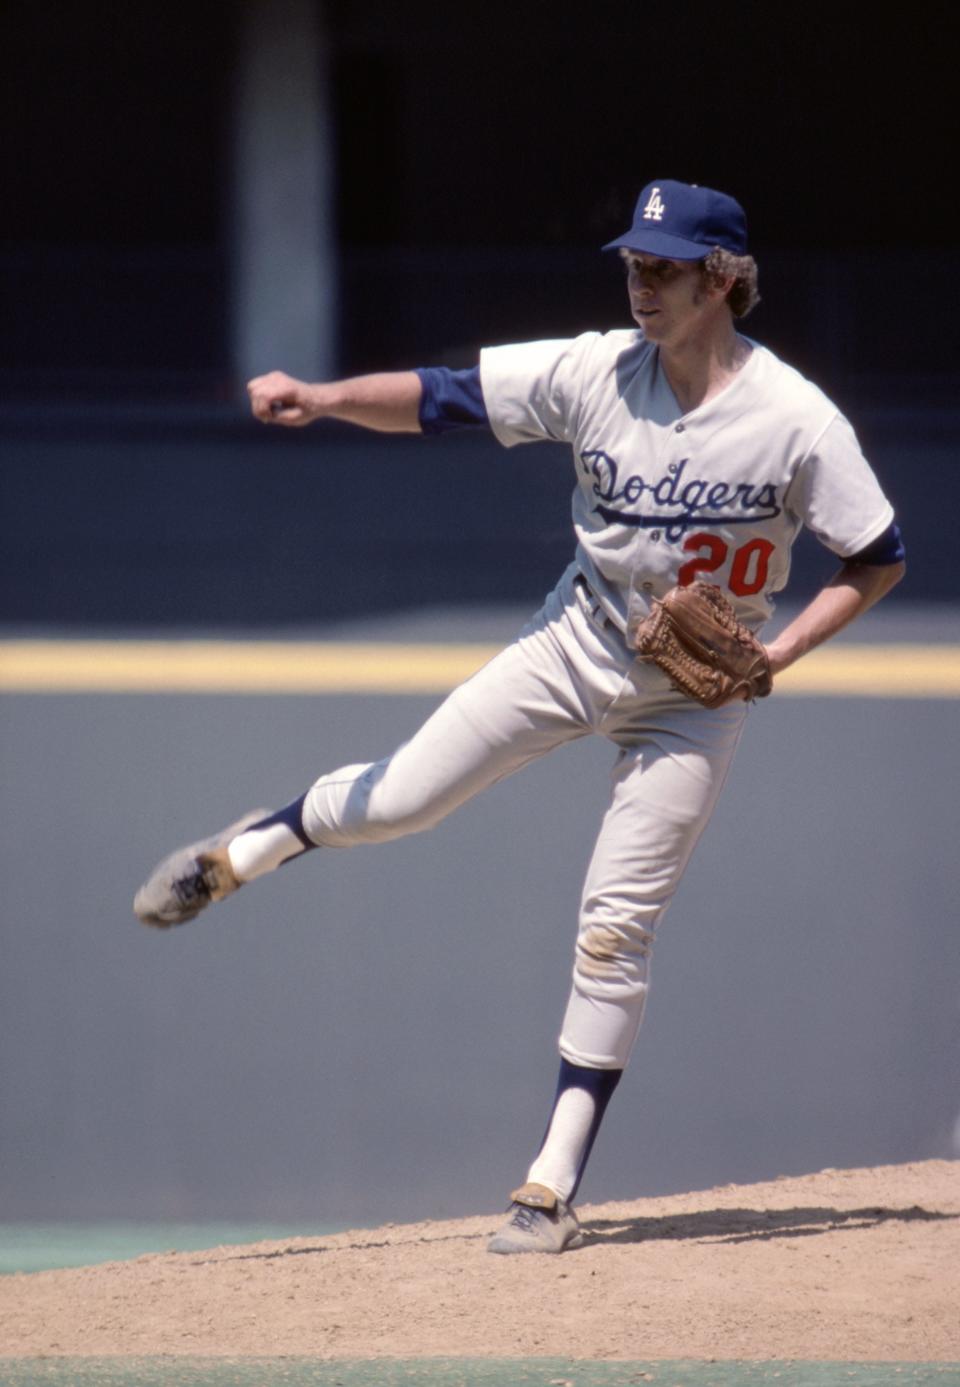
[415, 365, 490, 435]
[848, 522, 906, 566]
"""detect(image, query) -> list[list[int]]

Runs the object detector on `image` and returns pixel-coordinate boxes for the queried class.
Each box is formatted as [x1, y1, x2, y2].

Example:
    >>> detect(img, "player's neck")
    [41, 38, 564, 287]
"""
[658, 319, 751, 415]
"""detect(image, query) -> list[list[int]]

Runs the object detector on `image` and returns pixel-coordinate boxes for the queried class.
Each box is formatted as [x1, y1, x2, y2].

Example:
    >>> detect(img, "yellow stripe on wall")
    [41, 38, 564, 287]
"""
[773, 645, 960, 697]
[0, 640, 499, 694]
[1, 640, 959, 697]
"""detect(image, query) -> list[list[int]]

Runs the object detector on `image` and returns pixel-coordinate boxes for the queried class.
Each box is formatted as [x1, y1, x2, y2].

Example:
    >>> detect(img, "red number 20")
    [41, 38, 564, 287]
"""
[677, 532, 774, 597]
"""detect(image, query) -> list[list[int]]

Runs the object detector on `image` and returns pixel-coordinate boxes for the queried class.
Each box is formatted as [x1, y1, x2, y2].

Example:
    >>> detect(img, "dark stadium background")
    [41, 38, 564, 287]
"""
[1, 0, 956, 625]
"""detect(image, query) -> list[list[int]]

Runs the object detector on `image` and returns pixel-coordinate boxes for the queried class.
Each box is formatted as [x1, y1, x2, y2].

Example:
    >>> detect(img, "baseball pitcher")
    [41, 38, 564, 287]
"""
[135, 180, 905, 1253]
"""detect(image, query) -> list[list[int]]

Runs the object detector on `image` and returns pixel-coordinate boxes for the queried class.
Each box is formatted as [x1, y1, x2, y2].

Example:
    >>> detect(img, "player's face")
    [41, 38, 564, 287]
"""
[623, 253, 714, 345]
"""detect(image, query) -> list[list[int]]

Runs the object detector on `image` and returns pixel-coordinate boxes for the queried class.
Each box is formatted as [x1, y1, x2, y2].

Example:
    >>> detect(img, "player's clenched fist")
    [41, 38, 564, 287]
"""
[247, 371, 321, 426]
[247, 369, 423, 434]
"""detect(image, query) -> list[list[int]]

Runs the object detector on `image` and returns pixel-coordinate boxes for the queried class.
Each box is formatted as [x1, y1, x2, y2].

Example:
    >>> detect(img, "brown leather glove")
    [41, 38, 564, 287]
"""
[630, 581, 773, 708]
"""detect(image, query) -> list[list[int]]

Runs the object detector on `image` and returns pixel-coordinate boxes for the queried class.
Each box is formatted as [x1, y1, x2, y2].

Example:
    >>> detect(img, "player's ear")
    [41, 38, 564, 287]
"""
[699, 262, 736, 307]
[708, 270, 736, 301]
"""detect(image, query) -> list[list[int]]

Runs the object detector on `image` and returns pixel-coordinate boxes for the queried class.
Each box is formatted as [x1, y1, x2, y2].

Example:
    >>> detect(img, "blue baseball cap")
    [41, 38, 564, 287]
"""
[603, 179, 748, 260]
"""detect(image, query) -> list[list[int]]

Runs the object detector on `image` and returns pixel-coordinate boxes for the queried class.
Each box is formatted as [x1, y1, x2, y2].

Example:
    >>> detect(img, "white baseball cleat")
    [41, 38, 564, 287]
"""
[487, 1182, 584, 1254]
[133, 809, 272, 928]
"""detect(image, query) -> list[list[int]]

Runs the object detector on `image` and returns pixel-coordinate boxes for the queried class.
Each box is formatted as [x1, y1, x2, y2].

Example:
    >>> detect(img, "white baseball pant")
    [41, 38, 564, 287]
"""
[302, 564, 747, 1070]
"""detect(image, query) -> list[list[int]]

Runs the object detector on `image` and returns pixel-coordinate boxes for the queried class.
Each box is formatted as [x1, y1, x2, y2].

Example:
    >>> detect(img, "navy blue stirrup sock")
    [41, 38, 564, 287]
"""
[248, 794, 316, 856]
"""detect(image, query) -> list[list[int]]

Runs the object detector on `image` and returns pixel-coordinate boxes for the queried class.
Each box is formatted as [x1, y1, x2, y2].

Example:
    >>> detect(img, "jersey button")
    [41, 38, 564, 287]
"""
[641, 581, 654, 592]
[675, 423, 685, 433]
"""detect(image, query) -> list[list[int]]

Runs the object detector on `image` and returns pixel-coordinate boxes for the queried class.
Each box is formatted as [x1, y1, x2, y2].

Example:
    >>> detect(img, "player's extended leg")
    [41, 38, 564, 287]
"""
[489, 699, 746, 1253]
[134, 600, 593, 927]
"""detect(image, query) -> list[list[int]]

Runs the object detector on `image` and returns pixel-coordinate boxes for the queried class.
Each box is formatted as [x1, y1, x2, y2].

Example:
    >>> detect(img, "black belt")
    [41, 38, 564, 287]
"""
[573, 572, 619, 635]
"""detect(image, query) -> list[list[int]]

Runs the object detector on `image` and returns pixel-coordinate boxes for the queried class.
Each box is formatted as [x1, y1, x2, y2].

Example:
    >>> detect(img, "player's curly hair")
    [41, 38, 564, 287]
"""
[701, 248, 760, 319]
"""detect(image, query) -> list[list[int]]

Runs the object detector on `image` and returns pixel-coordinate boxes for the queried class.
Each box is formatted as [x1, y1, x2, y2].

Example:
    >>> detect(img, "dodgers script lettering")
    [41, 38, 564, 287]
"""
[580, 450, 781, 541]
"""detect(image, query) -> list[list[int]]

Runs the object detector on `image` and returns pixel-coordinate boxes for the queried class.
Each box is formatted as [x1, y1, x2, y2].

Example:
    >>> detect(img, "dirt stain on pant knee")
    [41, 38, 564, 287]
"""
[576, 923, 650, 980]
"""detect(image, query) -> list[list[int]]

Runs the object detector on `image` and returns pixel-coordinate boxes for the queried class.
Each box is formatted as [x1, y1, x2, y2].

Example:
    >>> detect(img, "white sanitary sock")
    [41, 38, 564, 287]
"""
[525, 1086, 597, 1203]
[227, 824, 307, 882]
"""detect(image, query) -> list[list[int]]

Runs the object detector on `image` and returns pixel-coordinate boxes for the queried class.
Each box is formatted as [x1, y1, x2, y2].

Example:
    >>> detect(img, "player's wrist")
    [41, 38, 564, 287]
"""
[763, 639, 799, 678]
[301, 382, 336, 420]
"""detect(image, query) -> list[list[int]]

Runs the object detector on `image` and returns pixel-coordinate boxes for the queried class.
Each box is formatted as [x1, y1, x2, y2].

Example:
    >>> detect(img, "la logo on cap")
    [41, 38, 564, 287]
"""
[642, 187, 665, 222]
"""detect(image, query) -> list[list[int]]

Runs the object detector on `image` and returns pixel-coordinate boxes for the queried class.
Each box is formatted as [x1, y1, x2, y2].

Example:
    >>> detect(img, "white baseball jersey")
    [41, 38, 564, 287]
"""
[299, 327, 898, 1125]
[480, 330, 894, 632]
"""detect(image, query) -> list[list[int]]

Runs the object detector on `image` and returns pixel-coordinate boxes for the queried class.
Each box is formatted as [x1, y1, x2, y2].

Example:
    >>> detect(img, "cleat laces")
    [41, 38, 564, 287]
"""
[171, 863, 211, 909]
[508, 1203, 541, 1234]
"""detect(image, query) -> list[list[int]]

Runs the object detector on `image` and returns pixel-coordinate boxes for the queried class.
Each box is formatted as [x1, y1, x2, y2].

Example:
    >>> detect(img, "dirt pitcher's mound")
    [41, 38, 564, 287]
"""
[2, 1161, 958, 1362]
